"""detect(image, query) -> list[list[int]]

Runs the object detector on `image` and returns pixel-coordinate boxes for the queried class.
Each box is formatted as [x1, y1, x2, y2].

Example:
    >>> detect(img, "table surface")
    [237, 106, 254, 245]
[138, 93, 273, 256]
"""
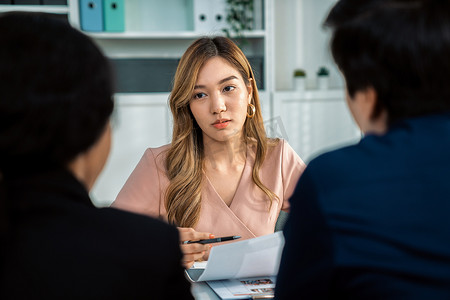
[191, 282, 220, 300]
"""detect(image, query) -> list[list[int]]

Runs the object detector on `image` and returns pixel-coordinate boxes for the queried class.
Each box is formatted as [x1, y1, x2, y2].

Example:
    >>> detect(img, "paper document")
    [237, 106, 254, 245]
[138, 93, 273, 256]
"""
[185, 231, 285, 282]
[207, 276, 276, 299]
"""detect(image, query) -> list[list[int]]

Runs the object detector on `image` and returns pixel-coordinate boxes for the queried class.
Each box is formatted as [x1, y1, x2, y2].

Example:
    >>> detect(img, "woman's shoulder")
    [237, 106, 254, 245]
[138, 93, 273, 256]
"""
[144, 144, 171, 156]
[247, 137, 281, 149]
[247, 137, 289, 157]
[143, 144, 170, 162]
[267, 138, 286, 155]
[266, 138, 303, 164]
[138, 144, 171, 173]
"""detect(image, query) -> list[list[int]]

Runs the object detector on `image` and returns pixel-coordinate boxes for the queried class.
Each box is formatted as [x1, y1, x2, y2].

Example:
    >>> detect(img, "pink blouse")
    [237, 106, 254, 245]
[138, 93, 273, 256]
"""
[112, 139, 305, 241]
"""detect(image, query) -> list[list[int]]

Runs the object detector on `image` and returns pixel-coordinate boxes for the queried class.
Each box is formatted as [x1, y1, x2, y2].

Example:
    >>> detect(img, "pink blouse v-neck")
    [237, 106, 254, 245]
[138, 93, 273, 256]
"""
[111, 139, 305, 241]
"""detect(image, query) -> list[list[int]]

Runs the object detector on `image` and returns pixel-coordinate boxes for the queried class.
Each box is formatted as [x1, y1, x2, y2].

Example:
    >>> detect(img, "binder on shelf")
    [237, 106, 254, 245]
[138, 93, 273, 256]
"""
[210, 0, 226, 32]
[103, 0, 124, 32]
[79, 0, 103, 32]
[194, 0, 228, 34]
[193, 0, 212, 33]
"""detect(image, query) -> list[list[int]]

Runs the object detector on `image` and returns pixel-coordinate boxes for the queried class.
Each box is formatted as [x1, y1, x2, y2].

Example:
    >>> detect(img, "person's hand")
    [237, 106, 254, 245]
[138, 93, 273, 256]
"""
[178, 227, 213, 269]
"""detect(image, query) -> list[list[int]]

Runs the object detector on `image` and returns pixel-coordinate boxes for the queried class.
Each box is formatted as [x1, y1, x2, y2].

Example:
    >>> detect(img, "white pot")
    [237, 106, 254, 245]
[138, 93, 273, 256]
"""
[317, 76, 329, 90]
[293, 77, 306, 90]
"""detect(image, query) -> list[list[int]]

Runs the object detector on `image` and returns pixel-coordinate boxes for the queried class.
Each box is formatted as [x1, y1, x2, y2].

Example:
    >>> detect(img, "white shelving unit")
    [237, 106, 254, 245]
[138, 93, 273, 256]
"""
[0, 5, 68, 14]
[82, 30, 265, 39]
[273, 90, 360, 163]
[270, 0, 359, 164]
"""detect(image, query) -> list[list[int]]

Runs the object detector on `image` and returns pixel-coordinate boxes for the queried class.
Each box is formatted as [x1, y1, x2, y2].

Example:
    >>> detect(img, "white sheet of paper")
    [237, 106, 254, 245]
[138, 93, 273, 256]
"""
[196, 231, 285, 282]
[192, 261, 208, 269]
[207, 276, 276, 300]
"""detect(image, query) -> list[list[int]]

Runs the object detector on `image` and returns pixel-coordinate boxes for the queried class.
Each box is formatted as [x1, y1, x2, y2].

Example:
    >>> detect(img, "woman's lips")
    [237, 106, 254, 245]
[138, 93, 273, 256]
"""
[212, 119, 230, 129]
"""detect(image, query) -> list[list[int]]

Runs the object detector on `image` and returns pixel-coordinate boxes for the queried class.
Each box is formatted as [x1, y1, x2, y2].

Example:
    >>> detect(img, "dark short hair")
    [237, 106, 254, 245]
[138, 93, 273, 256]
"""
[325, 0, 450, 125]
[0, 12, 114, 174]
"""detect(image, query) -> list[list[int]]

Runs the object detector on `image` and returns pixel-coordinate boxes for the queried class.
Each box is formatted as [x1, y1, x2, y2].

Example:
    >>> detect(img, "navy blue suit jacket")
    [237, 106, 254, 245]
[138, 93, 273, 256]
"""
[276, 113, 450, 299]
[1, 168, 193, 300]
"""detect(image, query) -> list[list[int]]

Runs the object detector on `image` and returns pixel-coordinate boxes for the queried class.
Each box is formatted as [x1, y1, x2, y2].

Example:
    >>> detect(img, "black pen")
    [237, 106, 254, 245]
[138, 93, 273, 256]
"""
[183, 235, 241, 244]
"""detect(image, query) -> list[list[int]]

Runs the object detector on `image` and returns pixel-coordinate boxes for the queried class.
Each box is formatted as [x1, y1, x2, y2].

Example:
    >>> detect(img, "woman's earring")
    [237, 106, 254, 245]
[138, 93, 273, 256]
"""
[247, 103, 256, 118]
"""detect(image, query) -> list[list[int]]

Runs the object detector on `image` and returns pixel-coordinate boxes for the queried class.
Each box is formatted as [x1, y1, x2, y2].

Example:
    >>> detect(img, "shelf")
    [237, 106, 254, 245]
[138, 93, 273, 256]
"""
[114, 93, 170, 106]
[274, 89, 345, 101]
[0, 5, 68, 14]
[87, 30, 266, 40]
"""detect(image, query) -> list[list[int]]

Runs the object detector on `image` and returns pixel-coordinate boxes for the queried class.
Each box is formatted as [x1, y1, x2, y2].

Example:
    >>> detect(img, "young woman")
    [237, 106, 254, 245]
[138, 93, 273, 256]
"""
[112, 37, 305, 268]
[0, 12, 192, 299]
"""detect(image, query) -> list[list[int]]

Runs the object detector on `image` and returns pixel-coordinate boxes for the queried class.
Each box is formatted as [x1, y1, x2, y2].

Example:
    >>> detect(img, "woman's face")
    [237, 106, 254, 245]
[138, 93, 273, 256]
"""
[189, 56, 252, 144]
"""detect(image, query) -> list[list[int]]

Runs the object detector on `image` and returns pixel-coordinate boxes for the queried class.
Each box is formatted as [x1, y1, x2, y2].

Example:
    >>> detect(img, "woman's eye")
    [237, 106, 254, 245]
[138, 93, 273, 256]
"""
[194, 92, 206, 99]
[223, 86, 235, 92]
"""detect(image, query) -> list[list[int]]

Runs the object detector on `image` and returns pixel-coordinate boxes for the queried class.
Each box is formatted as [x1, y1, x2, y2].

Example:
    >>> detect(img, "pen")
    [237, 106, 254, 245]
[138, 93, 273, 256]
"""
[183, 235, 241, 244]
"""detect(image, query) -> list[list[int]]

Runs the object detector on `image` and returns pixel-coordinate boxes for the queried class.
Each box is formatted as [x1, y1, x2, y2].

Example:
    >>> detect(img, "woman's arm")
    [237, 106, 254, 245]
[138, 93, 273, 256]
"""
[112, 148, 163, 217]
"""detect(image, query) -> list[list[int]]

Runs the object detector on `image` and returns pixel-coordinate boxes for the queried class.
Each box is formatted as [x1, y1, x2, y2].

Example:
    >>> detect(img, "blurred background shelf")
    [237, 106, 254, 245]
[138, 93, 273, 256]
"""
[86, 29, 266, 39]
[0, 5, 68, 13]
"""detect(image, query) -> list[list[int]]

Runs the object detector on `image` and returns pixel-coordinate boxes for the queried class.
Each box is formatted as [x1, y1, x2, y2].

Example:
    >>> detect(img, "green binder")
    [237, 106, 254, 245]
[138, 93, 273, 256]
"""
[103, 0, 124, 32]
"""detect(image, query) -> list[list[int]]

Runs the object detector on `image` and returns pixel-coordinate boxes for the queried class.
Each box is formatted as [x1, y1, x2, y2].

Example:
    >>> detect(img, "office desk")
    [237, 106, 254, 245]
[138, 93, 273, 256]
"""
[191, 282, 220, 299]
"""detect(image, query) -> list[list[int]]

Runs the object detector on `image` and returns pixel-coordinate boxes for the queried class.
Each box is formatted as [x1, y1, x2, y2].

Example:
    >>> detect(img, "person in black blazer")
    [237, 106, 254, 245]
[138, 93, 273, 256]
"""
[0, 12, 193, 299]
[276, 0, 450, 299]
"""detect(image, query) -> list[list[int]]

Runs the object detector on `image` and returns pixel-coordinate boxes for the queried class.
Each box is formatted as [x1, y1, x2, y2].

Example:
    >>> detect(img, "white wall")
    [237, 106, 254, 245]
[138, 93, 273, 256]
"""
[271, 0, 359, 163]
[274, 0, 343, 91]
[90, 94, 172, 207]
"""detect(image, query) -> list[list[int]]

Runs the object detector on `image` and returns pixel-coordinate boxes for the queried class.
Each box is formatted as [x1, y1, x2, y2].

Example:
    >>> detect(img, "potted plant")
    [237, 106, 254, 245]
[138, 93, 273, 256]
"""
[293, 69, 306, 91]
[223, 0, 254, 45]
[316, 66, 330, 90]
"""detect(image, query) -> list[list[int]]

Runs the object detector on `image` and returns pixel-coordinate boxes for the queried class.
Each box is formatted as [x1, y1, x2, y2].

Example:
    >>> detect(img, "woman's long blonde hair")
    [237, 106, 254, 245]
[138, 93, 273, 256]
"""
[165, 37, 278, 227]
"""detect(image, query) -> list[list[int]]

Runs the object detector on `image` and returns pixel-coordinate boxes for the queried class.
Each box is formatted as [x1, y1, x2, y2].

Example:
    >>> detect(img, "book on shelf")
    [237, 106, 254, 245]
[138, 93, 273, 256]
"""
[79, 0, 103, 32]
[79, 0, 124, 33]
[103, 0, 124, 32]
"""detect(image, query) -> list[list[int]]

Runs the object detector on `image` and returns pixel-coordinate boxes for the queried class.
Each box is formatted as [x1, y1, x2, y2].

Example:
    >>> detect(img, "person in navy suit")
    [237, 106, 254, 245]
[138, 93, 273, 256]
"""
[276, 0, 450, 298]
[0, 12, 193, 299]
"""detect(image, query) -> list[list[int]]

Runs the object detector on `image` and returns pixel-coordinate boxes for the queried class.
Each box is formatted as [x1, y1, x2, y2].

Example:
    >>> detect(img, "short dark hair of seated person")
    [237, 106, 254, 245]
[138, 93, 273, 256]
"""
[0, 12, 193, 300]
[328, 0, 450, 125]
[276, 0, 450, 299]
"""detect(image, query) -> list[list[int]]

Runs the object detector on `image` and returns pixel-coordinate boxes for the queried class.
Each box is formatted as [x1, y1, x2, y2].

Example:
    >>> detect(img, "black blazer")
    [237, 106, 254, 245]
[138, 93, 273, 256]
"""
[1, 168, 193, 300]
[276, 113, 450, 299]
